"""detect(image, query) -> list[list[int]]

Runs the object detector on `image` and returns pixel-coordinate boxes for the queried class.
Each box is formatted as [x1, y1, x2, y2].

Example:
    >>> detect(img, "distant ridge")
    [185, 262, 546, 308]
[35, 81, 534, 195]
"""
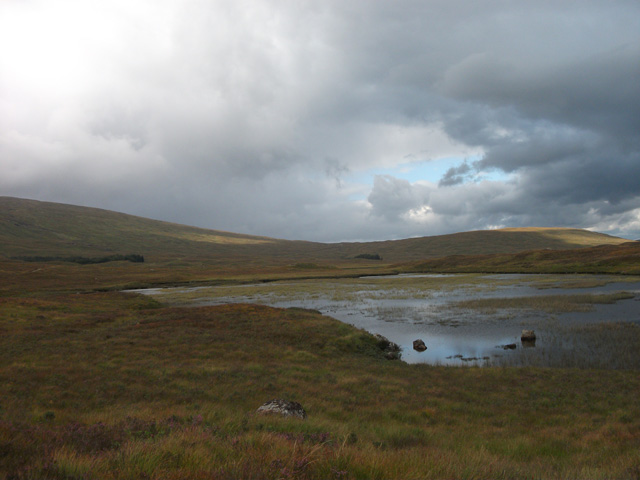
[0, 196, 630, 264]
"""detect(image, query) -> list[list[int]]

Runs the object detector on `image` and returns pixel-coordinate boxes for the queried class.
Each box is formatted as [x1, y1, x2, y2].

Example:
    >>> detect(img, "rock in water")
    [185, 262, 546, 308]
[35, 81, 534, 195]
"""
[256, 399, 307, 419]
[521, 329, 536, 347]
[413, 339, 427, 352]
[521, 330, 536, 341]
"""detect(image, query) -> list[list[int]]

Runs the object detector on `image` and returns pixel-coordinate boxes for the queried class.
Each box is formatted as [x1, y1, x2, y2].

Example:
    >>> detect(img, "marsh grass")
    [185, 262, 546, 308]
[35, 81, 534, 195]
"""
[2, 289, 640, 479]
[449, 292, 636, 314]
[491, 322, 640, 369]
[147, 273, 640, 310]
[144, 274, 491, 307]
[525, 274, 640, 290]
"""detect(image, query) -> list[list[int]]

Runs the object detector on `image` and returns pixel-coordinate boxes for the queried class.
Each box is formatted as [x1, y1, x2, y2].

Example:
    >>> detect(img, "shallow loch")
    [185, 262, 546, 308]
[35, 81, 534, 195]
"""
[133, 273, 640, 368]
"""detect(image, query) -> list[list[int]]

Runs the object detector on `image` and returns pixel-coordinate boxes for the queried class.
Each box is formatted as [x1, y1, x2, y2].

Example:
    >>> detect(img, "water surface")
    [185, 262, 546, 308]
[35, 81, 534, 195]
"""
[131, 274, 640, 368]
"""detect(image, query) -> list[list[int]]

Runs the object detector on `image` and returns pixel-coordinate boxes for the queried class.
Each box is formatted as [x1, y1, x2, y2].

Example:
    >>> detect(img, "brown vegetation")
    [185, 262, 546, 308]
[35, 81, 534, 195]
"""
[1, 196, 631, 265]
[1, 197, 639, 478]
[1, 289, 639, 478]
[407, 241, 640, 275]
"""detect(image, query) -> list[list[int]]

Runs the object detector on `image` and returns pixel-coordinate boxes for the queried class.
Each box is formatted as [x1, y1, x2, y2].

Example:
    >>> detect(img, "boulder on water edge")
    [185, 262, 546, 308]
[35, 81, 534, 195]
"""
[374, 334, 402, 360]
[256, 399, 307, 419]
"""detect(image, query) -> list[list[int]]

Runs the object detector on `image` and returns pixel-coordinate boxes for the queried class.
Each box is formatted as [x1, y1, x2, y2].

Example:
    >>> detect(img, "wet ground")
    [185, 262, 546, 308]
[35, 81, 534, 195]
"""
[130, 273, 640, 367]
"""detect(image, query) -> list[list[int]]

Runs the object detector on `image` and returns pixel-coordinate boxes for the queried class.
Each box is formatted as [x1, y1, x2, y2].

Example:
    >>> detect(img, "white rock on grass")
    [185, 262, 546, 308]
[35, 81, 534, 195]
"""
[256, 399, 307, 419]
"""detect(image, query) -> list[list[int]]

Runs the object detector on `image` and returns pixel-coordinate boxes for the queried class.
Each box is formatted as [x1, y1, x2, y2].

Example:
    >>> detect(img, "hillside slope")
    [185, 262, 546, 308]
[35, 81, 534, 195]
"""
[320, 227, 629, 261]
[0, 196, 296, 262]
[407, 241, 640, 275]
[0, 197, 630, 264]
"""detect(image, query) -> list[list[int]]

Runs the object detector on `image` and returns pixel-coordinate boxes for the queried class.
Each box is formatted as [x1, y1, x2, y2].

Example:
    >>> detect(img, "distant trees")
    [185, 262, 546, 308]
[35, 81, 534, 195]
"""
[355, 253, 382, 260]
[13, 254, 145, 264]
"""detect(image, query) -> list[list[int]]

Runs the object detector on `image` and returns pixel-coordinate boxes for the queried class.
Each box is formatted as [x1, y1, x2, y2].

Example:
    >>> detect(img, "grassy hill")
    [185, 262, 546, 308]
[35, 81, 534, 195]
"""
[407, 241, 640, 275]
[0, 197, 630, 266]
[0, 196, 282, 261]
[329, 227, 630, 261]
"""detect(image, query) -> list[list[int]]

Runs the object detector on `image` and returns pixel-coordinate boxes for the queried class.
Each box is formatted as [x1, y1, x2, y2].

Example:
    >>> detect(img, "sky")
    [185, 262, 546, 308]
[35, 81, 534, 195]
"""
[1, 0, 639, 242]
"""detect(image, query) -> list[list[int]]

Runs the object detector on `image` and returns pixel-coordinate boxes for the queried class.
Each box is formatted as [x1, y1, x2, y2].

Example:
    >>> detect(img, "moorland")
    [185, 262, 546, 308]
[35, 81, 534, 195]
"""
[1, 196, 639, 479]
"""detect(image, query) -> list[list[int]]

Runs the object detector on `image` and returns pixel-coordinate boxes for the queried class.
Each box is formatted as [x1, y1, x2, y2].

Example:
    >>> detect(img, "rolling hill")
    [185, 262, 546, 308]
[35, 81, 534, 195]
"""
[0, 196, 632, 265]
[407, 240, 640, 275]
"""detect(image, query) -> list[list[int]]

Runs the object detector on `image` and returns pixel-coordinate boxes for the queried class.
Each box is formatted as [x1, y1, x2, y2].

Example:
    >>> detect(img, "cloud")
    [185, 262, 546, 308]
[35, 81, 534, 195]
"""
[439, 161, 472, 187]
[368, 175, 428, 222]
[1, 0, 639, 241]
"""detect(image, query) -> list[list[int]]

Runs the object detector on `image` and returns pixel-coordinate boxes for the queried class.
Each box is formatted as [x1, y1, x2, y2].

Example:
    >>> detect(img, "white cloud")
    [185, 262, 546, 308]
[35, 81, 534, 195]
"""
[1, 0, 639, 241]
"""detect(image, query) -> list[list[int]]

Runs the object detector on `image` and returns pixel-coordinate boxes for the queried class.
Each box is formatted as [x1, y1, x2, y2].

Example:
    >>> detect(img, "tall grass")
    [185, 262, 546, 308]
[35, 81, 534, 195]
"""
[2, 290, 640, 478]
[450, 292, 636, 314]
[490, 321, 640, 369]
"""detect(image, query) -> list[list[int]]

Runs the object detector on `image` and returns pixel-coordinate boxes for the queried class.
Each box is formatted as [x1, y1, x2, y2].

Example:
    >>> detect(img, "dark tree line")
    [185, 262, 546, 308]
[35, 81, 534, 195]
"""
[13, 254, 144, 265]
[354, 253, 382, 260]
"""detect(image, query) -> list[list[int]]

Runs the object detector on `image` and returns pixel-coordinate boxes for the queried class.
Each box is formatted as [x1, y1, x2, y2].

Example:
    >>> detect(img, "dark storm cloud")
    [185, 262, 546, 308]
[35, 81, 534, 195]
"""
[1, 0, 639, 240]
[440, 42, 640, 141]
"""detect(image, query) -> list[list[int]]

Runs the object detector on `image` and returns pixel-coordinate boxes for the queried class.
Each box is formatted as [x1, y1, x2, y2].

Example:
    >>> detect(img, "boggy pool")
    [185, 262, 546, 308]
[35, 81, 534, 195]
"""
[131, 273, 640, 369]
